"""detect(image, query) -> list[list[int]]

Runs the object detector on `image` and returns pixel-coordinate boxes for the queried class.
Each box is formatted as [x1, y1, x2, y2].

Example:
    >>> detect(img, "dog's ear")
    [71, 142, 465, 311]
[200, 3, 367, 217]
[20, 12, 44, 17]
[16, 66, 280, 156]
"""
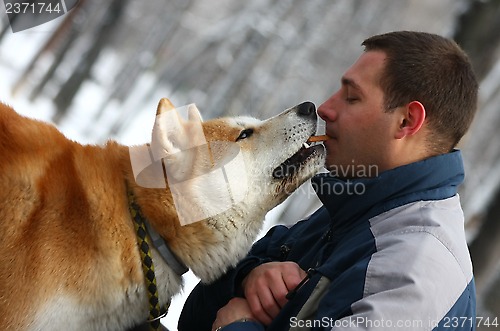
[151, 98, 206, 161]
[156, 97, 176, 115]
[187, 103, 203, 122]
[129, 99, 206, 189]
[131, 98, 248, 225]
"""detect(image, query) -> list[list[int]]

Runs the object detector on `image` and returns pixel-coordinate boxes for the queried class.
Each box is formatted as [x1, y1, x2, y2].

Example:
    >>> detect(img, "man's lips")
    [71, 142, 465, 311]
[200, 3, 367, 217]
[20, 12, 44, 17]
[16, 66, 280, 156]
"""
[324, 130, 336, 140]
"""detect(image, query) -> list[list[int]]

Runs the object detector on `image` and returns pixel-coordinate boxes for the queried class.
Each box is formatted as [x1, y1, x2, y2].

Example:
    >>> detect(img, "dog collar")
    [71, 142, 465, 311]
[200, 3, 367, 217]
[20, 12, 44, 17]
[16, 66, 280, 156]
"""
[143, 215, 189, 276]
[127, 190, 187, 329]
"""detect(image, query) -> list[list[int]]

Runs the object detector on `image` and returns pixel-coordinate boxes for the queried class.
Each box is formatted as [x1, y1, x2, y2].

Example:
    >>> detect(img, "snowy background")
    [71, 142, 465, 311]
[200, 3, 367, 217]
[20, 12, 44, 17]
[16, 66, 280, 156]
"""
[2, 1, 500, 330]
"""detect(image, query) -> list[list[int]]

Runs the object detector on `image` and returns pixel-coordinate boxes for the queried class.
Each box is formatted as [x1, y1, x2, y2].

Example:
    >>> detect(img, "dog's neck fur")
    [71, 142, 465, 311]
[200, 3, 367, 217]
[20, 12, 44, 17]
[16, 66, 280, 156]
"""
[118, 143, 265, 285]
[48, 141, 268, 329]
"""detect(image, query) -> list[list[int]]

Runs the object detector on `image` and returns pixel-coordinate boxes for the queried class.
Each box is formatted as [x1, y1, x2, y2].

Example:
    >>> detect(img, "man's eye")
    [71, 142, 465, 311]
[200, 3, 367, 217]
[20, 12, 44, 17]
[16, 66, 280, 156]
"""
[346, 97, 359, 104]
[236, 129, 254, 141]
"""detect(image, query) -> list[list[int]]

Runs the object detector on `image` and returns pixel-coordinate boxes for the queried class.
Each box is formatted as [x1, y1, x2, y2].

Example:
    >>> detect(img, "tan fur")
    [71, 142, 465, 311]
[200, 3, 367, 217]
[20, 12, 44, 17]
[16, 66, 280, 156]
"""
[0, 100, 324, 330]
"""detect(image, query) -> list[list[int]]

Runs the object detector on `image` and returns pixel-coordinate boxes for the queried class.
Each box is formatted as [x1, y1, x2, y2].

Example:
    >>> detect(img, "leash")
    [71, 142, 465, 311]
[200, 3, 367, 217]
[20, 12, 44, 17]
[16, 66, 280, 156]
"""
[128, 191, 170, 331]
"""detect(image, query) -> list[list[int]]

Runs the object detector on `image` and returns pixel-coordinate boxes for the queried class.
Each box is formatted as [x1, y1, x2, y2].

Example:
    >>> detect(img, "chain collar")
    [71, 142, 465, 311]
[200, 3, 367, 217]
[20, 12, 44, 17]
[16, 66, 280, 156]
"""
[128, 190, 173, 330]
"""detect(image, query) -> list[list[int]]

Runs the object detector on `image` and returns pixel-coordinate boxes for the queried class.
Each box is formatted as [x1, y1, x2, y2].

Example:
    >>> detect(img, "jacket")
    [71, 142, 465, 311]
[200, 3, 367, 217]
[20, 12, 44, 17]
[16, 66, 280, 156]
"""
[178, 150, 476, 330]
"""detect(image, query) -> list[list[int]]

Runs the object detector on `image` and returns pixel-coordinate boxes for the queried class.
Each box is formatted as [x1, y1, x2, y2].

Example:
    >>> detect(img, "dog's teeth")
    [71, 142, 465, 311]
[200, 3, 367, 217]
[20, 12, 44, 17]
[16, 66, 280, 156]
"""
[303, 142, 310, 148]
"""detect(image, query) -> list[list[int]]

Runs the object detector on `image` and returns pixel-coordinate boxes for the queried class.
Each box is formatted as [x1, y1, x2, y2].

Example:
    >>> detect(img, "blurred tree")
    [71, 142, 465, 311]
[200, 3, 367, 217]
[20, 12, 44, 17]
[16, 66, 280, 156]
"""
[453, 0, 500, 323]
[53, 0, 128, 121]
[454, 0, 500, 79]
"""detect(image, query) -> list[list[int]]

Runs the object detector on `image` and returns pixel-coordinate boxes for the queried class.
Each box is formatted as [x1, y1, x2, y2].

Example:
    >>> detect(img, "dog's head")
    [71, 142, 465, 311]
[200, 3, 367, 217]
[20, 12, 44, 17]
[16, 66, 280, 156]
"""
[206, 101, 326, 209]
[129, 99, 325, 282]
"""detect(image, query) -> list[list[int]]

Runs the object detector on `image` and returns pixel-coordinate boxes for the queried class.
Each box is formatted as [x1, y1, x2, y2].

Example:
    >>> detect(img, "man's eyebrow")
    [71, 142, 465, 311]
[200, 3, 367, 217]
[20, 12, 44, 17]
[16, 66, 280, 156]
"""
[341, 77, 364, 93]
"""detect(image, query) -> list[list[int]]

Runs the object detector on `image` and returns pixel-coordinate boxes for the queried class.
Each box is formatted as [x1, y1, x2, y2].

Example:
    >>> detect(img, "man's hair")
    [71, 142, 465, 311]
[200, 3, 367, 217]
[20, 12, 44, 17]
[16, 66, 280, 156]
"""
[362, 31, 478, 154]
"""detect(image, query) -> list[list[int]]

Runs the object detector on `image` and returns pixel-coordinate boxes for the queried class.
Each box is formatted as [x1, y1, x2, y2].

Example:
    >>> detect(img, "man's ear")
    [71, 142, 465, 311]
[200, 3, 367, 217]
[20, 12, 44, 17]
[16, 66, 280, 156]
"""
[395, 101, 426, 139]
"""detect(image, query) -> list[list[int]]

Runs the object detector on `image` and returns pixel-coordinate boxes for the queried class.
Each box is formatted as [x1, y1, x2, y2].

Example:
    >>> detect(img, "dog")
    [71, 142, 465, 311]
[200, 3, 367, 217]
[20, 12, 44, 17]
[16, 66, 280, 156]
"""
[0, 98, 325, 330]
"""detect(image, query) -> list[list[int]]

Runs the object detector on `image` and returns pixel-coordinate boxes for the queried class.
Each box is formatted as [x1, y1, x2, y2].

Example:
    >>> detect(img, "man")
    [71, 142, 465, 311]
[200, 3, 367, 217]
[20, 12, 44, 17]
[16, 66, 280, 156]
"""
[178, 31, 478, 331]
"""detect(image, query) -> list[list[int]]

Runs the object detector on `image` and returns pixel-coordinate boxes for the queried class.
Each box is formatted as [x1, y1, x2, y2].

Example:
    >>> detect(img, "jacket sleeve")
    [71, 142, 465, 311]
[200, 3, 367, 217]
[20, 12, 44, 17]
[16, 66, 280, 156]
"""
[313, 231, 475, 331]
[219, 320, 265, 331]
[178, 225, 291, 331]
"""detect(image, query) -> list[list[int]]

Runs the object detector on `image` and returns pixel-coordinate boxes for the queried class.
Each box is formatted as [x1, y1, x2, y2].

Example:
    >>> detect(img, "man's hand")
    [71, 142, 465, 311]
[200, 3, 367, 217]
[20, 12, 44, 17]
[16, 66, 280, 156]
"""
[241, 261, 307, 325]
[212, 298, 256, 331]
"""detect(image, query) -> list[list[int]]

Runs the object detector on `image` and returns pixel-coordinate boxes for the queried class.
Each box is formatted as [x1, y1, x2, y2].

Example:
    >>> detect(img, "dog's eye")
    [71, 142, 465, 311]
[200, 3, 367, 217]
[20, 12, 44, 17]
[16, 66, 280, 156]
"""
[236, 129, 254, 141]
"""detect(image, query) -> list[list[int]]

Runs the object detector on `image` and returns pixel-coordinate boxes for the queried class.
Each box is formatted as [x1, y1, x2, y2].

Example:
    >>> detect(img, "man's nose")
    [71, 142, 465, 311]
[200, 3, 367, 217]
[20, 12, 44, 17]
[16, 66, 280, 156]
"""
[317, 94, 338, 122]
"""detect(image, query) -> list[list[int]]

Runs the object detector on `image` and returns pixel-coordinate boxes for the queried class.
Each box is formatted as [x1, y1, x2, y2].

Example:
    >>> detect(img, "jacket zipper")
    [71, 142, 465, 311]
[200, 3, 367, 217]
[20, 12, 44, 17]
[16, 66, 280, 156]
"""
[286, 268, 317, 300]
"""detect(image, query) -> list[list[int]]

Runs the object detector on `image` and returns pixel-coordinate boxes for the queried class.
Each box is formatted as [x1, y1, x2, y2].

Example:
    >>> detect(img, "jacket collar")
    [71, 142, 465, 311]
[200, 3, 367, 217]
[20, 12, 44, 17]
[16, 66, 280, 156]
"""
[311, 150, 465, 229]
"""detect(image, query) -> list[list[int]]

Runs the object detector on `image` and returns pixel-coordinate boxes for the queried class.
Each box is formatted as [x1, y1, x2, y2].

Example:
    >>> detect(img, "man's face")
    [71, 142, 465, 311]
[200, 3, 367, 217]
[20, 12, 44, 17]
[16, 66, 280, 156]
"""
[318, 50, 399, 178]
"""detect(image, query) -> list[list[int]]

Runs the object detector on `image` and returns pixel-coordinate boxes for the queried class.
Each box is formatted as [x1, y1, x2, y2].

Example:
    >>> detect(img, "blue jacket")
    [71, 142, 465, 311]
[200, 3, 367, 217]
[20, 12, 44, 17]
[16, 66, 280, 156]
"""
[178, 150, 475, 331]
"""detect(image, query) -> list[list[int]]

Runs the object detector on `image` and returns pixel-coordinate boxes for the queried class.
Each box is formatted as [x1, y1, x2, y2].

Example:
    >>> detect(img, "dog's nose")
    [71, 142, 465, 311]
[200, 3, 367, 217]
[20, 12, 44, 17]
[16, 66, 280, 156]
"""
[297, 101, 316, 116]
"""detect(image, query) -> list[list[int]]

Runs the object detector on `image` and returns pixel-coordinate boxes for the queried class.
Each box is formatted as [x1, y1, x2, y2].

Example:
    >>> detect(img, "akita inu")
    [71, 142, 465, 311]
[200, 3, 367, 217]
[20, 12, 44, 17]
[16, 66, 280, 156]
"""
[0, 99, 325, 331]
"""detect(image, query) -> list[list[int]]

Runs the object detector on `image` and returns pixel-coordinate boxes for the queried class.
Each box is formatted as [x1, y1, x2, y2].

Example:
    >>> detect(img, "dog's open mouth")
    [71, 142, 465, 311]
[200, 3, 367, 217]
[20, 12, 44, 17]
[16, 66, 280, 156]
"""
[272, 141, 325, 179]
